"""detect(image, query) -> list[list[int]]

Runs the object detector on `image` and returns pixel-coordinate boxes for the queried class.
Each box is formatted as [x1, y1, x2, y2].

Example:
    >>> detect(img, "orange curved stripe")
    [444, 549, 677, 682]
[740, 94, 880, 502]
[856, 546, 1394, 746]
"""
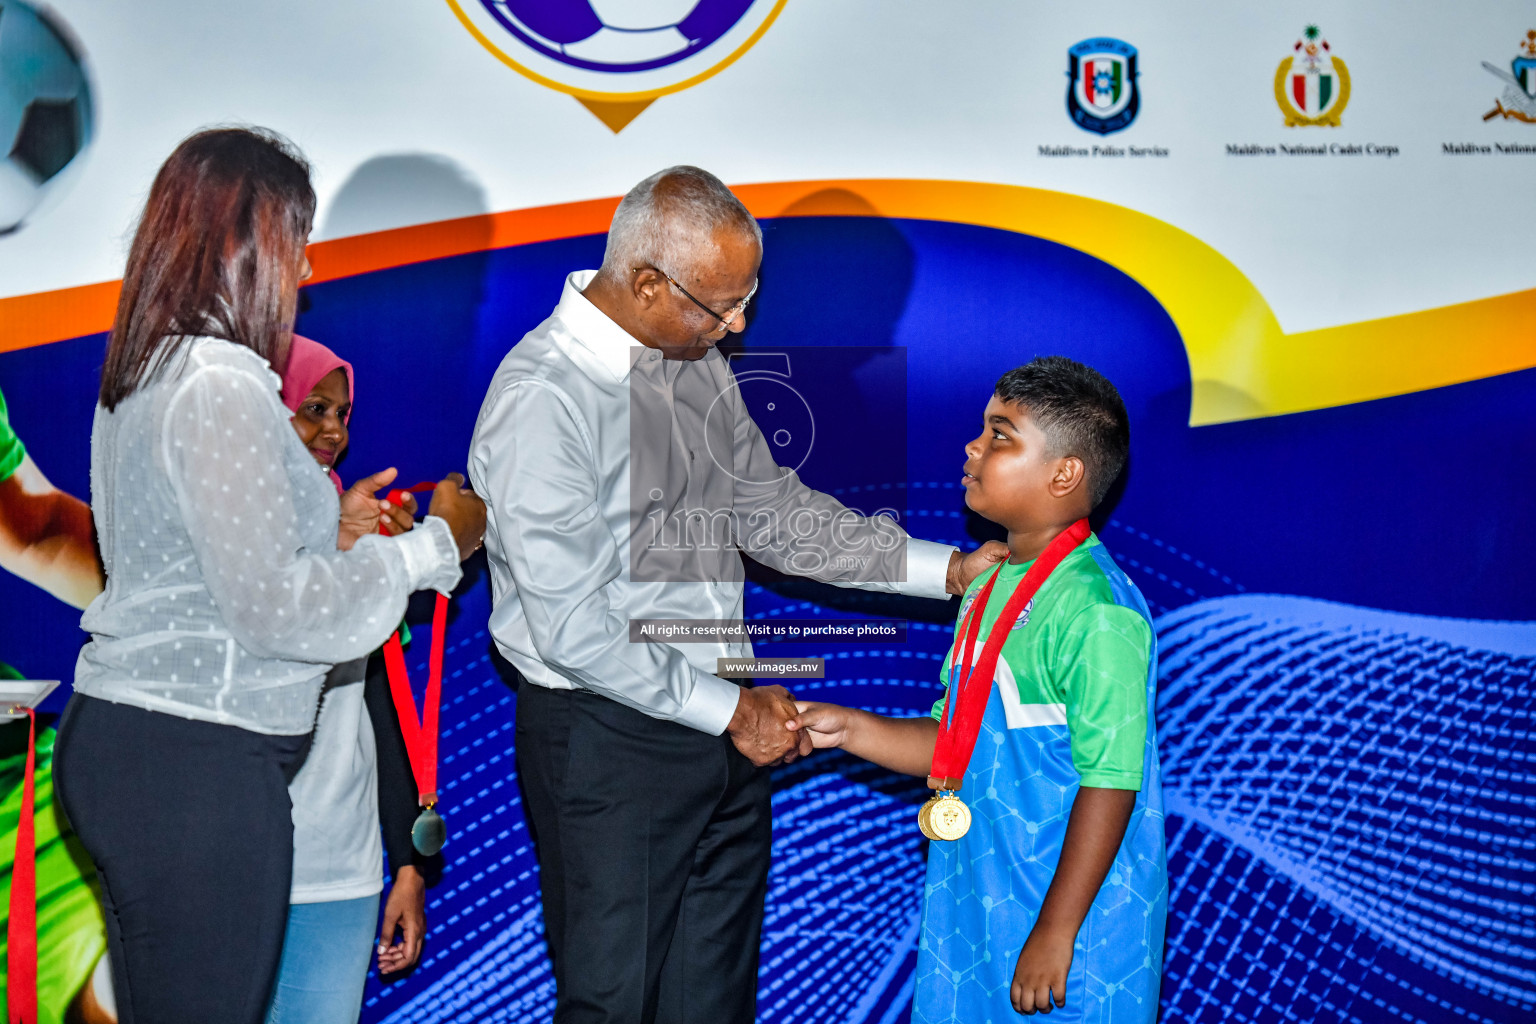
[2, 180, 1531, 427]
[0, 196, 620, 356]
[306, 195, 618, 285]
[0, 280, 120, 355]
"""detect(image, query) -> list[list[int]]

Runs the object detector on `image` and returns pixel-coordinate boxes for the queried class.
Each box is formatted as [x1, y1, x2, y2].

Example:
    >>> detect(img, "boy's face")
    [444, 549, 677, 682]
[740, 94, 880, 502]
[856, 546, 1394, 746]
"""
[961, 396, 1072, 531]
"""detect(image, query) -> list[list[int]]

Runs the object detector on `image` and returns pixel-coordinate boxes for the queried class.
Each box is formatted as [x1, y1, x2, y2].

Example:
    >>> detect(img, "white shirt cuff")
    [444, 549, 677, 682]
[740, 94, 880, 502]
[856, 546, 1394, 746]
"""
[900, 538, 957, 601]
[396, 516, 463, 596]
[675, 670, 742, 736]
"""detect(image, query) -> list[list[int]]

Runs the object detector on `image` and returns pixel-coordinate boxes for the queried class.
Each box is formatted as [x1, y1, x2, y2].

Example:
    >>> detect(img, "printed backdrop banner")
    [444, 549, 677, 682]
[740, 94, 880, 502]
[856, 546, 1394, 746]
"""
[0, 2, 1532, 1023]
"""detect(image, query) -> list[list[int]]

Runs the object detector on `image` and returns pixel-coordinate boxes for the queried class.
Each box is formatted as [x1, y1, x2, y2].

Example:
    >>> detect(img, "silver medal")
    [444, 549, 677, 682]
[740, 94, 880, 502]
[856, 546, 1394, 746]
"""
[412, 806, 446, 856]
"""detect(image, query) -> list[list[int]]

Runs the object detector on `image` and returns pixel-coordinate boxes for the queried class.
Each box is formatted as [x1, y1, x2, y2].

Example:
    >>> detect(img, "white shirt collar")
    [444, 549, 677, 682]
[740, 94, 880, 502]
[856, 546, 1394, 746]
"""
[555, 270, 652, 384]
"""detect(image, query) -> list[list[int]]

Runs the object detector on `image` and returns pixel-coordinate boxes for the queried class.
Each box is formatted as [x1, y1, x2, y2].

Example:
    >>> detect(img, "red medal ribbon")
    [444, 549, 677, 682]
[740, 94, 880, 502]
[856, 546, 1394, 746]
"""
[7, 706, 37, 1024]
[379, 483, 446, 808]
[929, 519, 1092, 788]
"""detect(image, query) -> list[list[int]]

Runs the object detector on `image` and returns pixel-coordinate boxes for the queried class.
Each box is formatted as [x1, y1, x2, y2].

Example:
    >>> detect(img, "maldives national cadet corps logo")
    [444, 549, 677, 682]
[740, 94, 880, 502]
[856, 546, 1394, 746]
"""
[444, 0, 787, 131]
[1482, 29, 1536, 123]
[1066, 38, 1139, 134]
[1275, 25, 1350, 127]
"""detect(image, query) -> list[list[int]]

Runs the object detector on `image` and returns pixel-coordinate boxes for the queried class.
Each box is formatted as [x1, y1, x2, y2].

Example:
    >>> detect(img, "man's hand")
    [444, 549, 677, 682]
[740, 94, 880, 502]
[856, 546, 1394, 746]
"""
[338, 467, 400, 551]
[727, 685, 810, 766]
[1011, 922, 1073, 1014]
[947, 541, 1010, 595]
[427, 473, 488, 562]
[377, 864, 426, 976]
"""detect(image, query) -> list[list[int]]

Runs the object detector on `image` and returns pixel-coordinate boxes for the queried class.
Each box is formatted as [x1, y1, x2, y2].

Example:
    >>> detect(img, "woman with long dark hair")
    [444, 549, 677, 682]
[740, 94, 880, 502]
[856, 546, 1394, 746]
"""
[53, 127, 485, 1024]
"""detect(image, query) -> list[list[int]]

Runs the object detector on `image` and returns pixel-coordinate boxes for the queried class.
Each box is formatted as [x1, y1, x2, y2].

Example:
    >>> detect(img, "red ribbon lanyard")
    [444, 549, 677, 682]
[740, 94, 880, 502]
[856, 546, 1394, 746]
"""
[7, 707, 37, 1024]
[929, 519, 1091, 788]
[379, 483, 446, 808]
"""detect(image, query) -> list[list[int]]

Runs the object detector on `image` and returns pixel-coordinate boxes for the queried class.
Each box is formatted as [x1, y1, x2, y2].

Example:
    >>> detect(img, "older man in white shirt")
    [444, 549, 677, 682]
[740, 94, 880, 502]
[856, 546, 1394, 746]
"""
[470, 166, 1004, 1024]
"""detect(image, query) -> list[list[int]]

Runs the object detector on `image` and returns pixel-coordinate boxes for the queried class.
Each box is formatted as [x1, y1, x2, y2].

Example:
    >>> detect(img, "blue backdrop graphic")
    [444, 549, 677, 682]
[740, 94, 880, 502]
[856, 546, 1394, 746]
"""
[1, 213, 1532, 1022]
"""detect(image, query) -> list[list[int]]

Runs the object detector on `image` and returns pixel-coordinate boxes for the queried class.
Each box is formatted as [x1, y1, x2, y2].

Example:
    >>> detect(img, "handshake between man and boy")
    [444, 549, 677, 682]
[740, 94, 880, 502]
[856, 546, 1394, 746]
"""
[469, 164, 1167, 1024]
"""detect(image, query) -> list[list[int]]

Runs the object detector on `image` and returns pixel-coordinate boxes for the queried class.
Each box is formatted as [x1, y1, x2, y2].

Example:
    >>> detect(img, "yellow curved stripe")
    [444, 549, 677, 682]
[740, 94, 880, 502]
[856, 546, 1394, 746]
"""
[1, 179, 1530, 426]
[730, 180, 1536, 425]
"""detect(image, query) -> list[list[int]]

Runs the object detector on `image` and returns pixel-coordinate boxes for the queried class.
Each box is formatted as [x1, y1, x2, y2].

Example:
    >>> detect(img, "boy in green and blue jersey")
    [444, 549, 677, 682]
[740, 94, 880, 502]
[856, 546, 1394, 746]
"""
[791, 356, 1166, 1021]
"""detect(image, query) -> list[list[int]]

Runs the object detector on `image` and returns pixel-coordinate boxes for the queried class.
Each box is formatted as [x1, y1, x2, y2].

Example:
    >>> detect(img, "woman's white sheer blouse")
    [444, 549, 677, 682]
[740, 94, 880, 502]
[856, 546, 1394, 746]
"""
[75, 337, 460, 734]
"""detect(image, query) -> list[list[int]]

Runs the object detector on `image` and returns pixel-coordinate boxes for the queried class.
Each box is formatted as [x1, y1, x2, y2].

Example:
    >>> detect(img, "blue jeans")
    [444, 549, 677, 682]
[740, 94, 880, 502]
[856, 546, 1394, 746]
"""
[265, 894, 380, 1024]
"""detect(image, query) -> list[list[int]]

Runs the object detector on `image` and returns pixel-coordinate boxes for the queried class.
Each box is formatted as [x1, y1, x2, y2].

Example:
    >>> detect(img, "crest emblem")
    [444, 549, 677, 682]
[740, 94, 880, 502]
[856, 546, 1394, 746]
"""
[1275, 25, 1350, 126]
[444, 0, 788, 132]
[1482, 30, 1536, 122]
[1066, 38, 1139, 135]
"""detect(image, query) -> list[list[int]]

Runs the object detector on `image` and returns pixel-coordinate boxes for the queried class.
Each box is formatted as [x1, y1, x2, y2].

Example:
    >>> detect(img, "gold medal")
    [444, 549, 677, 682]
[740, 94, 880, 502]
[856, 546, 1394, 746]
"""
[927, 792, 972, 841]
[917, 795, 941, 840]
[917, 791, 971, 841]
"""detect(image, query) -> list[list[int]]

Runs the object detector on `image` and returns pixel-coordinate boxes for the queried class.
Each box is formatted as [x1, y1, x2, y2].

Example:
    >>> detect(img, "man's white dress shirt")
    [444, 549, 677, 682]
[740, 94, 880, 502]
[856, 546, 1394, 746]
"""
[469, 271, 956, 736]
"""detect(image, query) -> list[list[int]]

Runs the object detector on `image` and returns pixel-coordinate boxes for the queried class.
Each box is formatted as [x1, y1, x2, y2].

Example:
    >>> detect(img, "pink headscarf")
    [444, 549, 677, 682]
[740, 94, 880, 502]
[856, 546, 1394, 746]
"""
[279, 334, 354, 494]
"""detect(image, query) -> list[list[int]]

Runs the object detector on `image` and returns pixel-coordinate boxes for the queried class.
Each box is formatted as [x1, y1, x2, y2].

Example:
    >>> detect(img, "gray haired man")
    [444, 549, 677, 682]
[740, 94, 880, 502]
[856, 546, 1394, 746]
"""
[469, 167, 1005, 1023]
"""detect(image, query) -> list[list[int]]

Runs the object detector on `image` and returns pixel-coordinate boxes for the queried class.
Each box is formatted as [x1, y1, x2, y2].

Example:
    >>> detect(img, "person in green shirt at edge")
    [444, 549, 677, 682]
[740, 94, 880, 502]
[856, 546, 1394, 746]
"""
[790, 356, 1166, 1022]
[0, 384, 117, 1024]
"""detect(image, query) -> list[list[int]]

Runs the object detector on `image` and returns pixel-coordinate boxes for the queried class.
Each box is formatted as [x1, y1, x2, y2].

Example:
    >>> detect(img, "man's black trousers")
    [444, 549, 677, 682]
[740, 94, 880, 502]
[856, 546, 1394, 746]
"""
[515, 683, 771, 1024]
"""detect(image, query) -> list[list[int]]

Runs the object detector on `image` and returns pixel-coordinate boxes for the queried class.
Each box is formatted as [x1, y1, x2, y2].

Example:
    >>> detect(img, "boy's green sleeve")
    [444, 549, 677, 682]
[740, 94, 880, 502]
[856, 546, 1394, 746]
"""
[1059, 602, 1152, 790]
[0, 387, 27, 483]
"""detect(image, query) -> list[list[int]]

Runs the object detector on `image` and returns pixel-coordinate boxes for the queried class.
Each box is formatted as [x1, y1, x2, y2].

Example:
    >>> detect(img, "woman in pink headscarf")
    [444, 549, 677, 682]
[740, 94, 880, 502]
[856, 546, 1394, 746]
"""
[271, 337, 429, 1024]
[282, 337, 354, 493]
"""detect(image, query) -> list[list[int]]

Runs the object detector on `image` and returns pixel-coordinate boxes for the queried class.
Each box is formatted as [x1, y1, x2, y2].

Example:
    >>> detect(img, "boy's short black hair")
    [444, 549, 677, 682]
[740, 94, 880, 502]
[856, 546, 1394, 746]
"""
[994, 356, 1129, 507]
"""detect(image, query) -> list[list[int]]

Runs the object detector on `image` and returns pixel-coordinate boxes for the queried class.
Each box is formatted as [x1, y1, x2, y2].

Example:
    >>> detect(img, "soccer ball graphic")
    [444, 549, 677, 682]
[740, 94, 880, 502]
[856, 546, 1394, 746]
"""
[0, 0, 91, 233]
[488, 0, 756, 72]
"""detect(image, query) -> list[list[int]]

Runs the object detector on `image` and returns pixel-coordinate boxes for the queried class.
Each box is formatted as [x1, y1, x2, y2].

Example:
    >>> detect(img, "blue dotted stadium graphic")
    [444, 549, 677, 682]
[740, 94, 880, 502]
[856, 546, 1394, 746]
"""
[358, 499, 1536, 1023]
[1157, 596, 1536, 1024]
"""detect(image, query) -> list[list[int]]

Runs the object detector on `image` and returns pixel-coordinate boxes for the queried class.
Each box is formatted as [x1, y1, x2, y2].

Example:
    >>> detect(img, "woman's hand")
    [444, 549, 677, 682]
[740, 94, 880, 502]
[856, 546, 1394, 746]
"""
[338, 467, 400, 551]
[426, 473, 487, 561]
[377, 864, 426, 976]
[380, 492, 417, 536]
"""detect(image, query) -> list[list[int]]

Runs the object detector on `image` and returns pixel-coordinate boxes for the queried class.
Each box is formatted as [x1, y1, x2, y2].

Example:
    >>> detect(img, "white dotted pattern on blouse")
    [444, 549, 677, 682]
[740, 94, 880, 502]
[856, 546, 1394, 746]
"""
[75, 337, 461, 735]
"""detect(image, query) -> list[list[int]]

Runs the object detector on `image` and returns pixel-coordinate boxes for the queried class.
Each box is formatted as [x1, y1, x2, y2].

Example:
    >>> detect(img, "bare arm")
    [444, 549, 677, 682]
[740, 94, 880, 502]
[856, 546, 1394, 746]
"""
[0, 455, 103, 609]
[1011, 786, 1136, 1014]
[788, 703, 938, 777]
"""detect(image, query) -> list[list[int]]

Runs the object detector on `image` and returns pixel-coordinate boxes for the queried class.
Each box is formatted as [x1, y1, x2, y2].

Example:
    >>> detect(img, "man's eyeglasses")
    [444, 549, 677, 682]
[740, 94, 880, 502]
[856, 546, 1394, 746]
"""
[635, 266, 757, 333]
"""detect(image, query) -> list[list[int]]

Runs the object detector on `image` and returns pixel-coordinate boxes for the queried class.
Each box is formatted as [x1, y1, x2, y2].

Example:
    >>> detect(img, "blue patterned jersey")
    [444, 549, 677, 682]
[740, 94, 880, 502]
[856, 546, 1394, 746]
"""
[914, 536, 1167, 1024]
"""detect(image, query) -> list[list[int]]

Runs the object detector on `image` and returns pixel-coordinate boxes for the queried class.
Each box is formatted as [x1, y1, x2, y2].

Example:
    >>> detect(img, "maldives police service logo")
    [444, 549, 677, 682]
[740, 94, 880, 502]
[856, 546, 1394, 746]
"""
[1066, 38, 1139, 135]
[445, 0, 787, 131]
[1275, 25, 1350, 127]
[1482, 29, 1536, 123]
